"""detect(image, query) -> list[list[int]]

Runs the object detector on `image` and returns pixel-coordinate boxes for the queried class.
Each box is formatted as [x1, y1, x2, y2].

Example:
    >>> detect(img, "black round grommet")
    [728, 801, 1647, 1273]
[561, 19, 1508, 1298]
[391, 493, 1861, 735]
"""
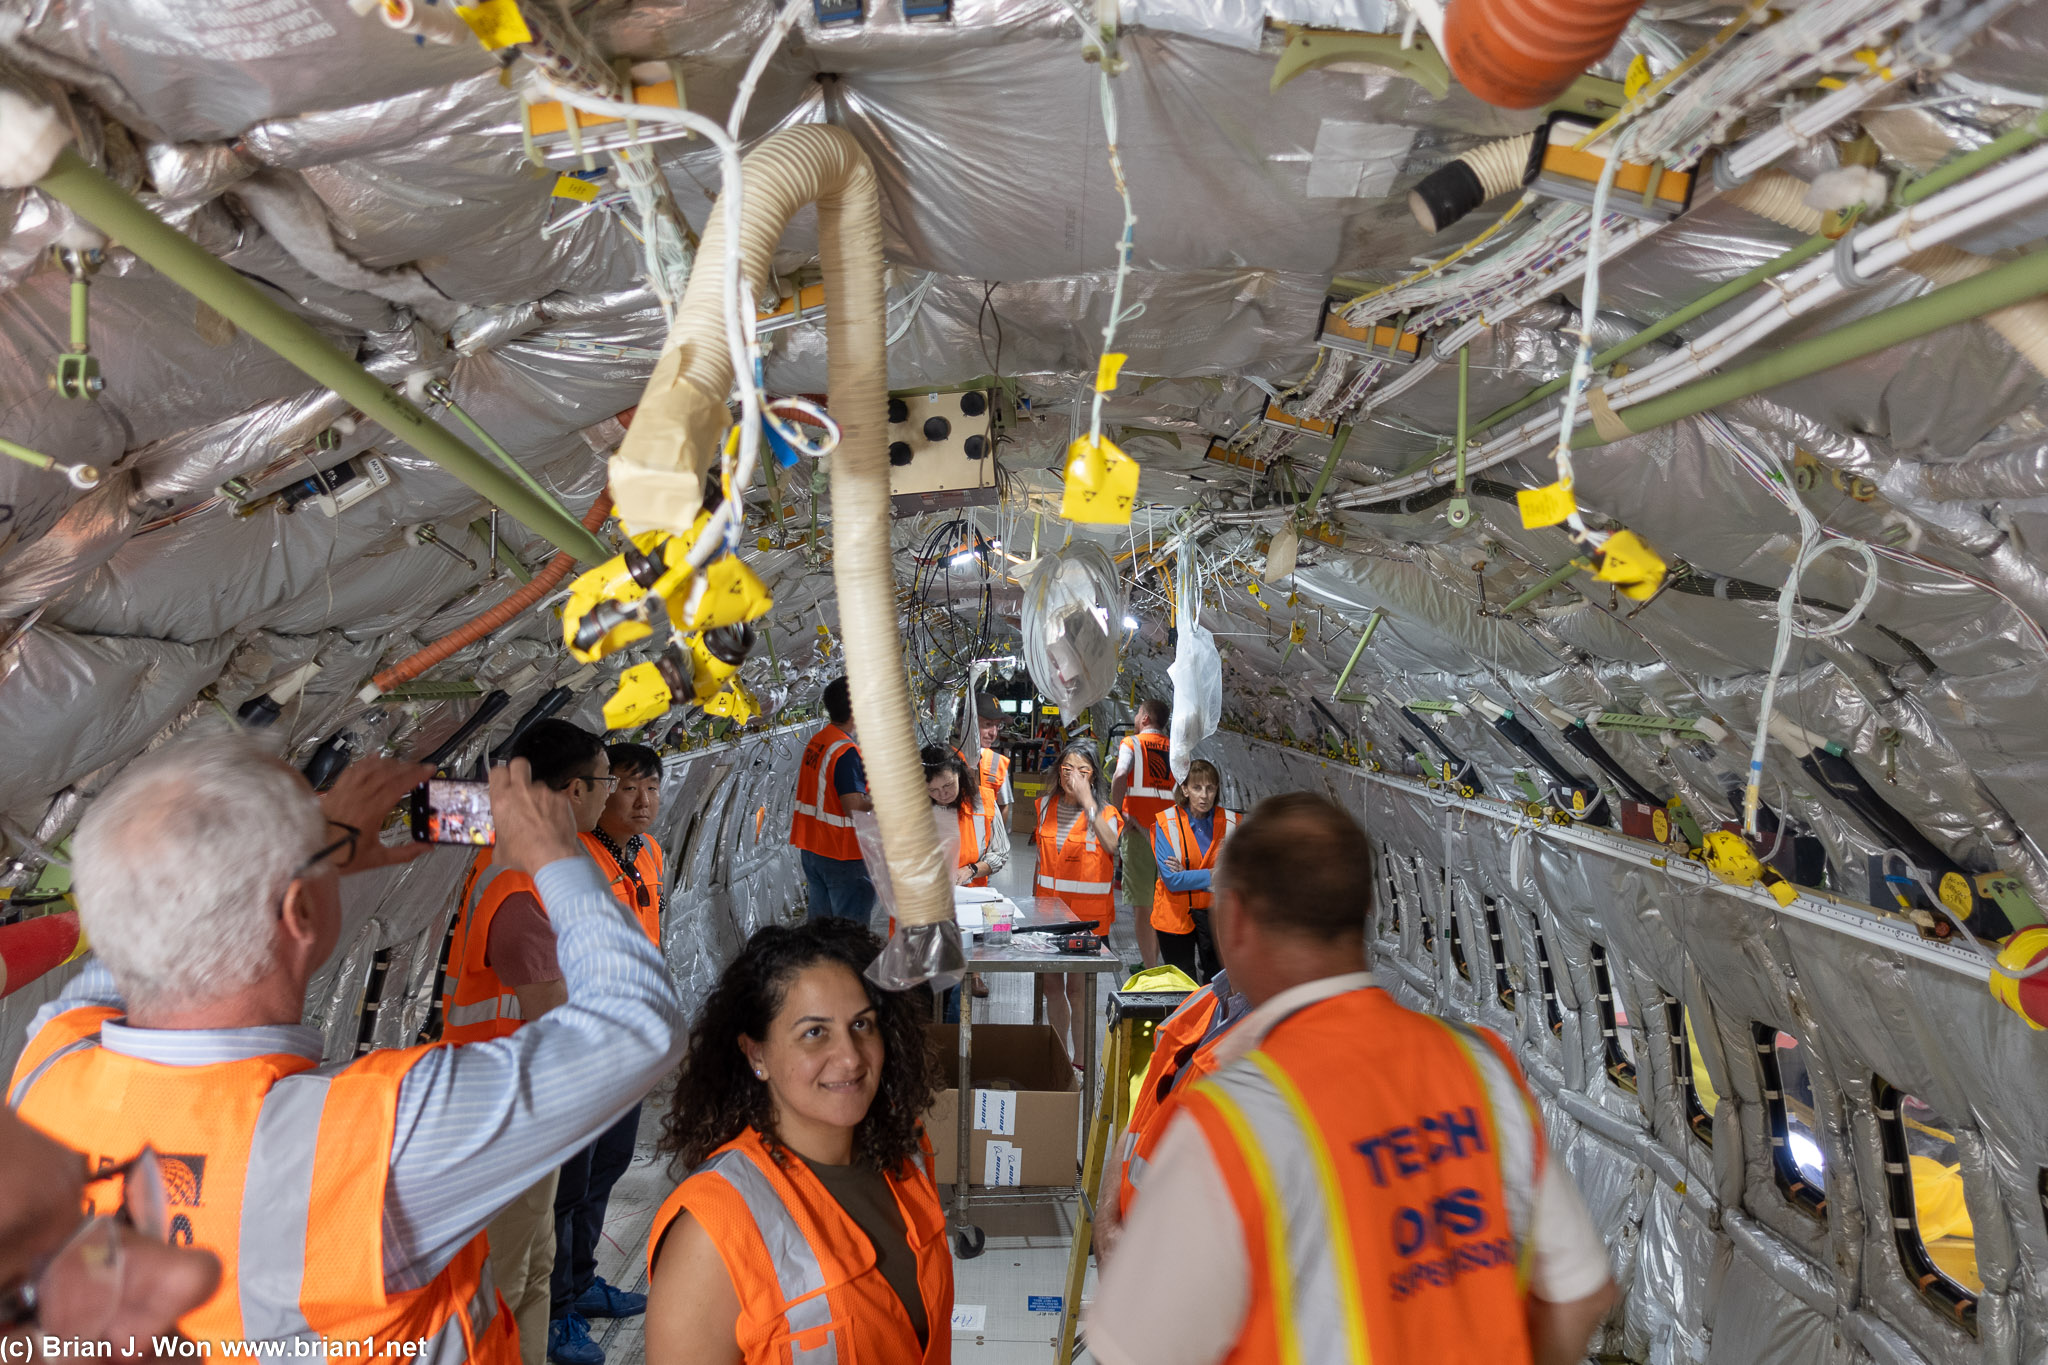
[923, 415, 952, 442]
[889, 441, 914, 466]
[887, 397, 909, 424]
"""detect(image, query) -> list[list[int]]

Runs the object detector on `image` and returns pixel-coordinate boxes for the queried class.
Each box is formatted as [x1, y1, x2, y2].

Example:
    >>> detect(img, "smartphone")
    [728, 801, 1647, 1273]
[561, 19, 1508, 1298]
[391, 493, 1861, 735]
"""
[410, 779, 496, 846]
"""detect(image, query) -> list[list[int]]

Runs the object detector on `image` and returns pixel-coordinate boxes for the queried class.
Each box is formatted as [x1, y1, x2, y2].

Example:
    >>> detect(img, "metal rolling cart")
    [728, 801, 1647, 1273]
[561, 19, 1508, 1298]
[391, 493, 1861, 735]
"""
[947, 895, 1123, 1259]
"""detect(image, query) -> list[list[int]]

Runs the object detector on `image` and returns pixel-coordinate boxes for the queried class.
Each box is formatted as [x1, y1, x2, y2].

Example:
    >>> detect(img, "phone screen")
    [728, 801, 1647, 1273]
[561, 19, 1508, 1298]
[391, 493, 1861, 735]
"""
[411, 779, 495, 845]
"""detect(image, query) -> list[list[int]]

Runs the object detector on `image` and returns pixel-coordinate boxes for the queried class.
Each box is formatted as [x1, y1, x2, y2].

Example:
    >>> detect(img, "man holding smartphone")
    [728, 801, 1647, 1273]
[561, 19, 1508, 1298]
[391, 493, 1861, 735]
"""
[9, 731, 682, 1365]
[437, 719, 619, 1365]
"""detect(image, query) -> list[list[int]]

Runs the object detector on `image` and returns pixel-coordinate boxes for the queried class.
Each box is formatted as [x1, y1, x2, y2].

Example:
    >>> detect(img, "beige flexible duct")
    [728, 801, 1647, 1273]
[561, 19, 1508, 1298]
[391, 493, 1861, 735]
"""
[611, 125, 954, 937]
[1723, 170, 2048, 378]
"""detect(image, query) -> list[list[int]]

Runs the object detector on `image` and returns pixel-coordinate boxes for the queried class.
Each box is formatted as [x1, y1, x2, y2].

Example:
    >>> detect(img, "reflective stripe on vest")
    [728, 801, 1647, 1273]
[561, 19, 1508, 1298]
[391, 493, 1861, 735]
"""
[1034, 798, 1118, 903]
[794, 739, 858, 827]
[1433, 1018, 1541, 1286]
[695, 1148, 841, 1364]
[442, 860, 526, 1042]
[445, 994, 523, 1029]
[1194, 1055, 1373, 1365]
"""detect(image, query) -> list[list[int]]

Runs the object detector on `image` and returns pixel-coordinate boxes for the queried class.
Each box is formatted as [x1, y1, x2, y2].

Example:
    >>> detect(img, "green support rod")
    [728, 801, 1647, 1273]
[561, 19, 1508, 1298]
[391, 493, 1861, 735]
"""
[438, 388, 580, 525]
[1897, 108, 2048, 207]
[1302, 422, 1353, 512]
[1572, 247, 2048, 449]
[1475, 233, 1833, 434]
[35, 148, 609, 565]
[1331, 606, 1384, 700]
[1504, 557, 1592, 612]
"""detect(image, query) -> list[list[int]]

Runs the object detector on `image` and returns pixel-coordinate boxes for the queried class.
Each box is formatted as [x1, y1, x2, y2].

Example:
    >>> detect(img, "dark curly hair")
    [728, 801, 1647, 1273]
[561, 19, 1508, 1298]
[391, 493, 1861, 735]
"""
[658, 918, 939, 1177]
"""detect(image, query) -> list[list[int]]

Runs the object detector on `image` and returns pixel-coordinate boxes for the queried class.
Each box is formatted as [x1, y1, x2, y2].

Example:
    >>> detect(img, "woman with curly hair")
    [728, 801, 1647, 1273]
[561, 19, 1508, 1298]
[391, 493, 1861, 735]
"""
[644, 918, 949, 1365]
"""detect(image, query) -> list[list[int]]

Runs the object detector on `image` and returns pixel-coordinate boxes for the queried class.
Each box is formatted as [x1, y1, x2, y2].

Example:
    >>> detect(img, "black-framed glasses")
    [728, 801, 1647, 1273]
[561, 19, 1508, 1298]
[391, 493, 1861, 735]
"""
[295, 821, 359, 878]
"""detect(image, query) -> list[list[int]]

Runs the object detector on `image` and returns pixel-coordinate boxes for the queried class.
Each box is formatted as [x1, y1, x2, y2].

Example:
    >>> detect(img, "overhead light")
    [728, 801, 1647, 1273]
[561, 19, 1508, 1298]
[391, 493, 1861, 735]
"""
[950, 550, 978, 567]
[1122, 615, 1139, 630]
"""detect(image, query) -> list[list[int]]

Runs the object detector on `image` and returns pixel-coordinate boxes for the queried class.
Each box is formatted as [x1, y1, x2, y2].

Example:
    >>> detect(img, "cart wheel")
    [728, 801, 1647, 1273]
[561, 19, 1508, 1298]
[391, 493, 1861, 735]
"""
[953, 1225, 987, 1259]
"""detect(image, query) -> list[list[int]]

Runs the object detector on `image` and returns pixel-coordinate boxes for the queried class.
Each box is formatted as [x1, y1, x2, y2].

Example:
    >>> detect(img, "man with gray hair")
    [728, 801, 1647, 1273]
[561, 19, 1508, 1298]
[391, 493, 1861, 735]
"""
[8, 734, 685, 1362]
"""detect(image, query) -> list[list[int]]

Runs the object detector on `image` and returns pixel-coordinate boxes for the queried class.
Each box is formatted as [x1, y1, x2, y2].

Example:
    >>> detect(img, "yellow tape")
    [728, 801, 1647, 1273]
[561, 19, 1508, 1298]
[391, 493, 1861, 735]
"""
[454, 0, 532, 48]
[1096, 351, 1128, 393]
[1517, 480, 1577, 529]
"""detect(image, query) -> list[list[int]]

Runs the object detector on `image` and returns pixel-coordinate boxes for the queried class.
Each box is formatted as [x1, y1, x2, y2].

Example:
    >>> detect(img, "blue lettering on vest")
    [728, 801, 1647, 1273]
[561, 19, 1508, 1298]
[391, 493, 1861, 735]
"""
[1386, 1126, 1424, 1177]
[1392, 1206, 1429, 1258]
[1357, 1109, 1488, 1183]
[1443, 1106, 1487, 1158]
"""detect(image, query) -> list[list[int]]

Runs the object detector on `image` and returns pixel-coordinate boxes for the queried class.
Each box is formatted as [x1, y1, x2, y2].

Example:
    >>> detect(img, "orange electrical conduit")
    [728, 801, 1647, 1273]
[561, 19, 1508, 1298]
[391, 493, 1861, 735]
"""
[364, 489, 614, 698]
[1443, 0, 1648, 109]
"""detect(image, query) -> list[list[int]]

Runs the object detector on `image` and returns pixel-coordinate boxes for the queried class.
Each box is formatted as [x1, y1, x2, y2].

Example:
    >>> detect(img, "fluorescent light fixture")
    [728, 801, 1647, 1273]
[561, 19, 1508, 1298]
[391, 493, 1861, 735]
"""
[1122, 615, 1138, 630]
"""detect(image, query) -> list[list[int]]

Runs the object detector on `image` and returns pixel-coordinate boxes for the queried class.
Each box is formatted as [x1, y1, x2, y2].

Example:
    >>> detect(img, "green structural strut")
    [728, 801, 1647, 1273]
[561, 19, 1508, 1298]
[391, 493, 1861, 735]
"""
[1572, 247, 2048, 449]
[36, 148, 609, 565]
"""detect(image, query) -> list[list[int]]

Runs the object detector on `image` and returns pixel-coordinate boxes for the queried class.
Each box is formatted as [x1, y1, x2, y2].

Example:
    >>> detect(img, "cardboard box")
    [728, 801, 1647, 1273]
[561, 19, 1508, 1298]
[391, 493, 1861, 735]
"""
[925, 1024, 1080, 1187]
[1010, 780, 1046, 835]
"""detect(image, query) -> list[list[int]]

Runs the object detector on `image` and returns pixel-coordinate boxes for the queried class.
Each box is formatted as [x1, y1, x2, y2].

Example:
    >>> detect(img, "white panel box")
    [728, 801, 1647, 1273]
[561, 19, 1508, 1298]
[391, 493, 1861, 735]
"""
[888, 389, 998, 516]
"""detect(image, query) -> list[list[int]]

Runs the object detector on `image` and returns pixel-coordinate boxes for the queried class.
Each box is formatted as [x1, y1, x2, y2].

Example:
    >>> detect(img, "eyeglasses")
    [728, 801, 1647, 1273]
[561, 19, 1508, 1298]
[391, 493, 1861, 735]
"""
[575, 775, 620, 792]
[294, 821, 358, 879]
[1, 1148, 168, 1330]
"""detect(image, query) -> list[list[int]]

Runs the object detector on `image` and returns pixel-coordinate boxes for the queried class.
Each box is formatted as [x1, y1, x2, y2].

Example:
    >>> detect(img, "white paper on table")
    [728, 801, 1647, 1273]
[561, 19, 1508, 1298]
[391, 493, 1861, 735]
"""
[954, 886, 1006, 903]
[951, 1305, 988, 1333]
[974, 1088, 1017, 1136]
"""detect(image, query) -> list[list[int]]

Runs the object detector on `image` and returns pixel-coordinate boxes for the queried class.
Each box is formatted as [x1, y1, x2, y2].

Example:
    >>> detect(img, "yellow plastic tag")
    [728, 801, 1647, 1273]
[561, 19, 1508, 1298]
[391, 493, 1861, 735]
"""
[1289, 621, 1306, 643]
[1517, 480, 1577, 528]
[1624, 54, 1653, 101]
[1592, 529, 1669, 600]
[1938, 871, 1975, 921]
[757, 536, 774, 553]
[1060, 434, 1139, 525]
[551, 174, 600, 202]
[455, 0, 533, 48]
[1651, 808, 1670, 844]
[1095, 352, 1128, 393]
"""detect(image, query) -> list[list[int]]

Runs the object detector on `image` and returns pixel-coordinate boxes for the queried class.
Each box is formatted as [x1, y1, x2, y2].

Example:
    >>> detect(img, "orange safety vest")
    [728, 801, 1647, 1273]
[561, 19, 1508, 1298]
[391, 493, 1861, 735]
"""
[954, 800, 997, 889]
[978, 747, 1010, 802]
[1116, 980, 1238, 1217]
[441, 850, 537, 1044]
[1167, 988, 1545, 1365]
[647, 1126, 952, 1365]
[1149, 807, 1239, 934]
[1118, 730, 1176, 831]
[791, 724, 863, 861]
[1033, 796, 1122, 921]
[581, 831, 664, 945]
[10, 1006, 518, 1364]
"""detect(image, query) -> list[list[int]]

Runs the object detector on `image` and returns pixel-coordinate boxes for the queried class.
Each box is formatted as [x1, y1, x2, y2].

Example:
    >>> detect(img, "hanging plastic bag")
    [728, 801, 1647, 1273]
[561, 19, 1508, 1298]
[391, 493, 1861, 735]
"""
[1020, 541, 1124, 720]
[1167, 544, 1221, 779]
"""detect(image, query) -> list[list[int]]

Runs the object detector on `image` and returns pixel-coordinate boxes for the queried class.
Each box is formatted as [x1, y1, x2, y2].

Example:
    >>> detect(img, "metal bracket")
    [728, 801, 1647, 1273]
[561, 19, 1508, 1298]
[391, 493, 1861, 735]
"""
[49, 246, 104, 400]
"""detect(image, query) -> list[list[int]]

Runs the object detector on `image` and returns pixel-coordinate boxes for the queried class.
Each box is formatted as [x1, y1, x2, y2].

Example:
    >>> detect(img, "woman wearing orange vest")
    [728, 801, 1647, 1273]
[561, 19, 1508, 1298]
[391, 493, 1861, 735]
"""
[1035, 741, 1123, 1066]
[1151, 759, 1237, 985]
[644, 919, 951, 1365]
[922, 745, 1008, 888]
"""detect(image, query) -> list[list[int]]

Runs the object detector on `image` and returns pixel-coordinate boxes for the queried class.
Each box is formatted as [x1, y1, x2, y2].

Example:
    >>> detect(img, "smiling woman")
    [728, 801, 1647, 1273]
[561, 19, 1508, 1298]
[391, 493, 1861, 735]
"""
[643, 921, 949, 1365]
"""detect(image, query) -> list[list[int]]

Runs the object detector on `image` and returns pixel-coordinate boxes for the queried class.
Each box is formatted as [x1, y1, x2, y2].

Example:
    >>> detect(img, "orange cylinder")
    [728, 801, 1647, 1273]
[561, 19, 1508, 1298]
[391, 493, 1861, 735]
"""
[0, 911, 83, 998]
[1443, 0, 1649, 110]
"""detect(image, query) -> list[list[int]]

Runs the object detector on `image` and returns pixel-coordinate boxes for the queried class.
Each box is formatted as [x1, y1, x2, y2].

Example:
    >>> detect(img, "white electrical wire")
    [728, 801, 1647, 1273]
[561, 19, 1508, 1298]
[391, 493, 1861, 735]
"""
[729, 0, 809, 139]
[532, 80, 764, 571]
[1088, 64, 1140, 449]
[1884, 850, 2048, 979]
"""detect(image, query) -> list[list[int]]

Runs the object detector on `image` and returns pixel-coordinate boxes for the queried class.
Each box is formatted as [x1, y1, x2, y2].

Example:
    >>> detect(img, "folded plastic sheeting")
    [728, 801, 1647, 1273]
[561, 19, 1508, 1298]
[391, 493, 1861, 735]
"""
[1021, 542, 1124, 722]
[1168, 547, 1221, 780]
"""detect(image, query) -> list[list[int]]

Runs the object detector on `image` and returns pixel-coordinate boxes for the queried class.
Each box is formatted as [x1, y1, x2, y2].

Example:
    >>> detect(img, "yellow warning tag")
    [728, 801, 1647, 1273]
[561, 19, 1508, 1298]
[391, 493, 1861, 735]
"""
[551, 174, 600, 202]
[757, 536, 774, 553]
[1517, 480, 1577, 529]
[1095, 352, 1128, 393]
[1938, 870, 1975, 921]
[1592, 529, 1669, 601]
[455, 0, 533, 49]
[1571, 790, 1586, 813]
[1624, 54, 1653, 101]
[1651, 808, 1670, 844]
[1289, 621, 1306, 643]
[1059, 435, 1138, 525]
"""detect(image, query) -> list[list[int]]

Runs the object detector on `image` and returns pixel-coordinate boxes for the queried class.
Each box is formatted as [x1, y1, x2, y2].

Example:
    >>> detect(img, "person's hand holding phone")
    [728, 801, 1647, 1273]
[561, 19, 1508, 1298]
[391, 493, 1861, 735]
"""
[488, 758, 584, 876]
[319, 757, 433, 872]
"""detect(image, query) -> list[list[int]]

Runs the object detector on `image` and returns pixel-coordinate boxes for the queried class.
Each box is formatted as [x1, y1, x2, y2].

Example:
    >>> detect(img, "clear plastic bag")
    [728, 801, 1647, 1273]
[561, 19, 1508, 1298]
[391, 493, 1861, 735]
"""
[1020, 542, 1125, 720]
[1168, 545, 1222, 779]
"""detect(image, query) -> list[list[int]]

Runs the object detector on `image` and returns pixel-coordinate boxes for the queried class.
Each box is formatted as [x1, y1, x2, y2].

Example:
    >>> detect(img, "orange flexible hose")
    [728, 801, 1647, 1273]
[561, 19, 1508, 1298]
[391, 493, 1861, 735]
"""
[367, 491, 613, 696]
[1444, 0, 1648, 110]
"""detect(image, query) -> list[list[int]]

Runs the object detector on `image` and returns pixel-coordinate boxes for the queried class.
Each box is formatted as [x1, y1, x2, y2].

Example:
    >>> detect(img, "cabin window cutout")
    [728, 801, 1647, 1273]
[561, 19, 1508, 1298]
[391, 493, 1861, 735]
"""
[1484, 897, 1515, 1011]
[1874, 1081, 1978, 1332]
[1445, 876, 1471, 981]
[1379, 861, 1402, 940]
[1531, 924, 1564, 1036]
[1590, 944, 1637, 1093]
[1664, 995, 1716, 1145]
[1414, 859, 1437, 954]
[1755, 1024, 1827, 1217]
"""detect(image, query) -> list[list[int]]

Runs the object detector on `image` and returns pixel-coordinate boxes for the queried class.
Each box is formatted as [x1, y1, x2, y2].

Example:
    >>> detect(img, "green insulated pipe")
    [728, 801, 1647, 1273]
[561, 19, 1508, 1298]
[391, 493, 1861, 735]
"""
[35, 148, 609, 564]
[1573, 247, 2048, 449]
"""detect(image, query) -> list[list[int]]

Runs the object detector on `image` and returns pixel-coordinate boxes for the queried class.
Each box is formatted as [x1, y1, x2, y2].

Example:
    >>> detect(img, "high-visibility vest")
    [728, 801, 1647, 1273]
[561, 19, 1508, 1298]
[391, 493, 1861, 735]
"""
[10, 1006, 518, 1364]
[791, 724, 862, 861]
[648, 1125, 952, 1365]
[1117, 980, 1239, 1216]
[1117, 730, 1176, 830]
[440, 850, 535, 1044]
[581, 831, 664, 945]
[979, 747, 1010, 802]
[1150, 807, 1239, 934]
[1167, 988, 1545, 1365]
[1033, 796, 1122, 920]
[955, 800, 996, 889]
